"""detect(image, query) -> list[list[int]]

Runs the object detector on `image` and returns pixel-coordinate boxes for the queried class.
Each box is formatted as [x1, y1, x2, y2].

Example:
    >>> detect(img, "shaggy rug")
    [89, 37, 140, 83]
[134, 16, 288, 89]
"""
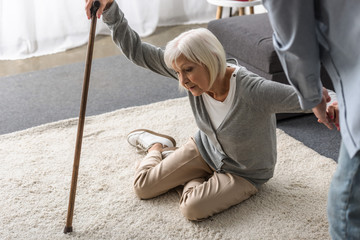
[0, 97, 336, 240]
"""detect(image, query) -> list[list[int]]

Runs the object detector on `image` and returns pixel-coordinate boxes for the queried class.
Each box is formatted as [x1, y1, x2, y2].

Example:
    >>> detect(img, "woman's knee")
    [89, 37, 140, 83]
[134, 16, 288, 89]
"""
[133, 173, 154, 199]
[179, 194, 209, 221]
[134, 186, 149, 200]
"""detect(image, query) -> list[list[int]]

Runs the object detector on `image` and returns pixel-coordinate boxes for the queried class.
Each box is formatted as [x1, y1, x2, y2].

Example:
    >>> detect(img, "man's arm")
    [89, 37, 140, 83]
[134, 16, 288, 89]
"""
[263, 0, 333, 129]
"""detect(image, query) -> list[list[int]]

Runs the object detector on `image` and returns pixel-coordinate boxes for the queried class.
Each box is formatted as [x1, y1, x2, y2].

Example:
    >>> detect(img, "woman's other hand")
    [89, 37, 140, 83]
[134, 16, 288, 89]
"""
[313, 87, 333, 130]
[327, 101, 340, 131]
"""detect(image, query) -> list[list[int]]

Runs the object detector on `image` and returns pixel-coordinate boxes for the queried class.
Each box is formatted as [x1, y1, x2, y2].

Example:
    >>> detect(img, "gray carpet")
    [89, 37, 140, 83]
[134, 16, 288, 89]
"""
[277, 114, 341, 161]
[0, 54, 341, 160]
[0, 55, 186, 135]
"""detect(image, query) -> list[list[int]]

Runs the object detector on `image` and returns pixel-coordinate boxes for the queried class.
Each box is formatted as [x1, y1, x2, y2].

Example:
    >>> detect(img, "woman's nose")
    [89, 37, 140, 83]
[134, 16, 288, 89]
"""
[178, 73, 188, 86]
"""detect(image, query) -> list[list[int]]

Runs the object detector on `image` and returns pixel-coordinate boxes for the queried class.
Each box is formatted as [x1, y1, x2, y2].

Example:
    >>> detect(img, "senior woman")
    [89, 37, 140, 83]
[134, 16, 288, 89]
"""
[85, 0, 306, 221]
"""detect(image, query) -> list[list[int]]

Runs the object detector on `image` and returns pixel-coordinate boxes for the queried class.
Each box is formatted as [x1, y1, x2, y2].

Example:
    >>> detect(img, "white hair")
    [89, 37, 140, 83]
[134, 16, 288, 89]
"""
[164, 28, 227, 88]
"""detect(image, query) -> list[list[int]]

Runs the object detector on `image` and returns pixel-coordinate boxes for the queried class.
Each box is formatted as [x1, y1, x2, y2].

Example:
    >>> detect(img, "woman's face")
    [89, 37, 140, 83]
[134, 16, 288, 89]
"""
[172, 54, 210, 96]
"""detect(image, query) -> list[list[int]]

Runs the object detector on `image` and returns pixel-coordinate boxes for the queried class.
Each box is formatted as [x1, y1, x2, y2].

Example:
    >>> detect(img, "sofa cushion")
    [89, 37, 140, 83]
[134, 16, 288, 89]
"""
[208, 13, 282, 74]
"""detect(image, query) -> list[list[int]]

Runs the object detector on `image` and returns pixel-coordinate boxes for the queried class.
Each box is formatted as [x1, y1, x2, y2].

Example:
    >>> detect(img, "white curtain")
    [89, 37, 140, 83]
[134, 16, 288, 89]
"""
[0, 0, 218, 60]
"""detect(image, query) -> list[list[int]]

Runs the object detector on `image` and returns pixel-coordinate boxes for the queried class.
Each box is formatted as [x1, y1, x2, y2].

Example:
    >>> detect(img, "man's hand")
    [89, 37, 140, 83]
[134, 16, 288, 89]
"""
[85, 0, 114, 19]
[313, 87, 334, 130]
[327, 101, 340, 131]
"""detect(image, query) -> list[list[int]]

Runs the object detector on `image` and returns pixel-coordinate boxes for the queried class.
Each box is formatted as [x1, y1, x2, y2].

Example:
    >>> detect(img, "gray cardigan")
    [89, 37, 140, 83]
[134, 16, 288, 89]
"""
[103, 2, 304, 187]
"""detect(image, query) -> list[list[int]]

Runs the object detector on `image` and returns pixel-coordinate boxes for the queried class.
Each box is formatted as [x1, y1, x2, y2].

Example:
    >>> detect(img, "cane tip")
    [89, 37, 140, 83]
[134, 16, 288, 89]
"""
[63, 226, 73, 234]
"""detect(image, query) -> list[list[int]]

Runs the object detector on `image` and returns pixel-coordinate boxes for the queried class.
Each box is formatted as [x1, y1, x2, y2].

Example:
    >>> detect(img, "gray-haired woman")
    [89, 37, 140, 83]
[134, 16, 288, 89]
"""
[85, 0, 306, 221]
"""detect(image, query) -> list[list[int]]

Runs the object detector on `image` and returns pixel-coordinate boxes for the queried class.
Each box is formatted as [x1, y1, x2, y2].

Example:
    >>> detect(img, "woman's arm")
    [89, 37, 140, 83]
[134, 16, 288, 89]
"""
[239, 68, 304, 114]
[99, 1, 177, 79]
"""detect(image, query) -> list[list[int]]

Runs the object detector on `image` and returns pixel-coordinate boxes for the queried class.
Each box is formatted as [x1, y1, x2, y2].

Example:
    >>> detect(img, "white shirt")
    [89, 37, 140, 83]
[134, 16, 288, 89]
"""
[202, 65, 240, 129]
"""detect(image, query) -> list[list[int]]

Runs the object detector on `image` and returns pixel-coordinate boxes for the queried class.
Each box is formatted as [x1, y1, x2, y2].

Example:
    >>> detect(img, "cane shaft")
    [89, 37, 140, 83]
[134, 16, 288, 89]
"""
[64, 11, 98, 234]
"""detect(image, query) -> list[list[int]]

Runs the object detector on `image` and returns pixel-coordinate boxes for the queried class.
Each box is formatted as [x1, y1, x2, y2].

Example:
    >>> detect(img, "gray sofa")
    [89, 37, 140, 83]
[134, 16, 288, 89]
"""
[208, 13, 334, 120]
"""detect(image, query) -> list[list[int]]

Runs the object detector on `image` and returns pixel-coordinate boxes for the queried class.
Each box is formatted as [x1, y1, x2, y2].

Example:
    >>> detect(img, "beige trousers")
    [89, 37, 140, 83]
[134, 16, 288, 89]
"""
[133, 138, 258, 221]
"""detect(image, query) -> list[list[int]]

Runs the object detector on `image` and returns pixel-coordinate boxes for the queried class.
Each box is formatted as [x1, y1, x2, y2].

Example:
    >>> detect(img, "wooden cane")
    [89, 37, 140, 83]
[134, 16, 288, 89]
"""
[64, 0, 100, 234]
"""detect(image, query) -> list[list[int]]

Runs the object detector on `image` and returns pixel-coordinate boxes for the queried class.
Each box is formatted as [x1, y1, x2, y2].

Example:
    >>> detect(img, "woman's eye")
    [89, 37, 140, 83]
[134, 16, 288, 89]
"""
[185, 67, 193, 72]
